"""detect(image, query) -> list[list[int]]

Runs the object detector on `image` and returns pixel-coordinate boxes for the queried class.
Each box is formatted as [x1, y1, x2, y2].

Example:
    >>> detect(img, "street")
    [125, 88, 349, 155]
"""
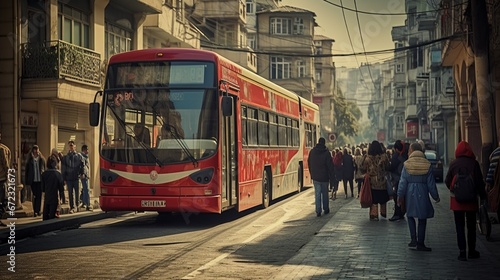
[0, 186, 350, 279]
[1, 182, 499, 279]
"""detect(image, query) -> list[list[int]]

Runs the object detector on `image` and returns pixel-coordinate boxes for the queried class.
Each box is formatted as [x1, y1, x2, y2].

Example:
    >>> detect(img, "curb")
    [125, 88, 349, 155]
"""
[0, 211, 130, 244]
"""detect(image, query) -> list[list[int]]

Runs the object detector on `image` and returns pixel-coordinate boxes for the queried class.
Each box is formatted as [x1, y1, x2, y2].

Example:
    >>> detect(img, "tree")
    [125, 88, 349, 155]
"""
[333, 88, 360, 146]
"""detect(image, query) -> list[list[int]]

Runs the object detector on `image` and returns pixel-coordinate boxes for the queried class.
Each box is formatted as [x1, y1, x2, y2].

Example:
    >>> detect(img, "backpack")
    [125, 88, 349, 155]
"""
[452, 168, 477, 203]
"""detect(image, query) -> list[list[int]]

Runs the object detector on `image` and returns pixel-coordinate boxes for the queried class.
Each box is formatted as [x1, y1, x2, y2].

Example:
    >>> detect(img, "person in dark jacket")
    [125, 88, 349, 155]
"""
[342, 148, 355, 198]
[388, 140, 408, 221]
[25, 145, 46, 217]
[445, 141, 487, 261]
[61, 140, 83, 214]
[42, 157, 65, 220]
[308, 137, 335, 217]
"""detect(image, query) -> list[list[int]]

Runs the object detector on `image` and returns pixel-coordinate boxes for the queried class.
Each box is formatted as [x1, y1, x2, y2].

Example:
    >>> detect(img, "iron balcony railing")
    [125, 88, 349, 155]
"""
[22, 40, 101, 86]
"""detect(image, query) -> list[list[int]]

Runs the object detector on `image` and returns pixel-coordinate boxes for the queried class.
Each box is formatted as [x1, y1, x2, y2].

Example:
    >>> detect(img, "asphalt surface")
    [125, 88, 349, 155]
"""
[1, 183, 499, 280]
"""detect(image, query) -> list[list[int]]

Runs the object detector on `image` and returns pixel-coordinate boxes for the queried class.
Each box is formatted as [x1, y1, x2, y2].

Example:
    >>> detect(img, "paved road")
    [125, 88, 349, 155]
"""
[273, 183, 500, 280]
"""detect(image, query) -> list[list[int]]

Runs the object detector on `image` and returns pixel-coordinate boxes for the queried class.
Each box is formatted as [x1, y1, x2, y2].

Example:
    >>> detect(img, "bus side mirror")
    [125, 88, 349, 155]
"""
[89, 102, 100, 127]
[222, 96, 233, 117]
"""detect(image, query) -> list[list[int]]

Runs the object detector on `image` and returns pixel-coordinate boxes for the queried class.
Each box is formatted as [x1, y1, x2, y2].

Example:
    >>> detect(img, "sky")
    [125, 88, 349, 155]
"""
[282, 0, 407, 68]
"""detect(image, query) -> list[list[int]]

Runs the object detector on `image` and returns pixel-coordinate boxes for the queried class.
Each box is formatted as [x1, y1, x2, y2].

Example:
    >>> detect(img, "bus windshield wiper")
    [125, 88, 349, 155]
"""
[163, 124, 199, 167]
[108, 106, 163, 167]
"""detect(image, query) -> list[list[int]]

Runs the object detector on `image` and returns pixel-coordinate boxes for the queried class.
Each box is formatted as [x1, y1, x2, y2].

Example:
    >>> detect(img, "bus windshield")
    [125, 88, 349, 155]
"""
[100, 61, 218, 165]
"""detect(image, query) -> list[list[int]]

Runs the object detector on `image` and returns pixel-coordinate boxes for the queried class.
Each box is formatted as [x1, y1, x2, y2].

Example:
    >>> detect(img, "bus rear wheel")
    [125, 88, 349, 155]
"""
[262, 170, 270, 209]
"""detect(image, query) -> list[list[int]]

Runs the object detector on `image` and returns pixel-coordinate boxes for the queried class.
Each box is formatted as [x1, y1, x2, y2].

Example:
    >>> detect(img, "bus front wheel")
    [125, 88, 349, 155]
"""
[262, 170, 270, 209]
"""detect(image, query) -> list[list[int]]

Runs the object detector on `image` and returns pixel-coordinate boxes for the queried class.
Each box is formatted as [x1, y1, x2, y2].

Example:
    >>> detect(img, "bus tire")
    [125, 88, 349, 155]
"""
[297, 166, 303, 193]
[262, 170, 270, 209]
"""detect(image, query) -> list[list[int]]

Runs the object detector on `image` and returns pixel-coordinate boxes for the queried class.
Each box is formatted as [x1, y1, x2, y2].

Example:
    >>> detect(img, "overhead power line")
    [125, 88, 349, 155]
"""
[321, 0, 467, 16]
[200, 33, 465, 58]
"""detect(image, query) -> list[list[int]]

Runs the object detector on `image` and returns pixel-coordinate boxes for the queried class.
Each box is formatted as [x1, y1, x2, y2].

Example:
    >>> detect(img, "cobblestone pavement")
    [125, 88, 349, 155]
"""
[273, 183, 500, 280]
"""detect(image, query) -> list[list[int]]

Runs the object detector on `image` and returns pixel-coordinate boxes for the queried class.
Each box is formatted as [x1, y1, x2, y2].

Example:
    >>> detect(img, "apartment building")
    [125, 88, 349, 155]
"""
[255, 5, 316, 101]
[1, 0, 203, 202]
[313, 35, 335, 139]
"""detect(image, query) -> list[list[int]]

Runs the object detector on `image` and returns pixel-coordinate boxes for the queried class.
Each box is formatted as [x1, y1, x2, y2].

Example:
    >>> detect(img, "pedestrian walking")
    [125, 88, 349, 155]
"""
[308, 137, 335, 217]
[24, 145, 46, 217]
[42, 156, 65, 220]
[61, 140, 83, 214]
[360, 140, 390, 221]
[353, 147, 365, 198]
[331, 149, 343, 199]
[49, 148, 63, 170]
[445, 141, 487, 261]
[342, 147, 355, 198]
[79, 144, 92, 211]
[388, 140, 408, 221]
[397, 142, 440, 252]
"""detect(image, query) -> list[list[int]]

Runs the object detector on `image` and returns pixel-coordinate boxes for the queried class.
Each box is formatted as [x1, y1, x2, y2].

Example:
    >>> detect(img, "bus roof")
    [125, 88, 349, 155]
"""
[108, 48, 319, 111]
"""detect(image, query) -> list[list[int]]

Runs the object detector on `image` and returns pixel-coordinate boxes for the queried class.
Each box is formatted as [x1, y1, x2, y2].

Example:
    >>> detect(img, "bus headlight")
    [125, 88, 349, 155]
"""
[189, 168, 214, 185]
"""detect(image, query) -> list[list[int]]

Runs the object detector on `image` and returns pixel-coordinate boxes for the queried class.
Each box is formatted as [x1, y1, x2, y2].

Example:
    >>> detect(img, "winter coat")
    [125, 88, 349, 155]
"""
[342, 153, 355, 180]
[25, 154, 46, 186]
[397, 151, 440, 219]
[444, 141, 487, 211]
[308, 143, 335, 183]
[61, 151, 83, 181]
[354, 155, 365, 180]
[41, 169, 65, 205]
[361, 154, 390, 190]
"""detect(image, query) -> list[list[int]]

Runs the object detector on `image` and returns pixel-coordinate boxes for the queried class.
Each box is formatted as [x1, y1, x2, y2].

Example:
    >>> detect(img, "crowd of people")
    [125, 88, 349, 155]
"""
[308, 137, 495, 261]
[0, 135, 93, 223]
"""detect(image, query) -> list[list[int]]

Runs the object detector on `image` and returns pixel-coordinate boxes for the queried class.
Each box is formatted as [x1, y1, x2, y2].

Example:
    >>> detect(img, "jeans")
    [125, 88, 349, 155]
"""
[313, 180, 329, 215]
[31, 182, 42, 214]
[454, 210, 477, 252]
[66, 180, 79, 210]
[80, 178, 90, 207]
[343, 178, 354, 196]
[408, 217, 427, 245]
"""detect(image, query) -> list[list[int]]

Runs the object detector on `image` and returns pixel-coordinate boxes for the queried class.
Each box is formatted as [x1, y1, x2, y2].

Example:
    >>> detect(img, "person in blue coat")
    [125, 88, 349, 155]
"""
[397, 142, 440, 252]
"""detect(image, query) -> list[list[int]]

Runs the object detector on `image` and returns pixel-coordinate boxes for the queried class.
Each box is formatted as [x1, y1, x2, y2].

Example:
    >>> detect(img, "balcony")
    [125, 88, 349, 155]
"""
[391, 26, 407, 42]
[417, 12, 436, 31]
[194, 0, 246, 23]
[22, 40, 101, 86]
[144, 5, 200, 49]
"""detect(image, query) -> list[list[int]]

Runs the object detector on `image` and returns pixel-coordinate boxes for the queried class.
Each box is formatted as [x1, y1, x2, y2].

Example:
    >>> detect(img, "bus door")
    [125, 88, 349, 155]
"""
[221, 94, 237, 210]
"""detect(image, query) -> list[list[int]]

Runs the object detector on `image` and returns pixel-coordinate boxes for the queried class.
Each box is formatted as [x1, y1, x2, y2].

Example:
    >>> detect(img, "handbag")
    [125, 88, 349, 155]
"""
[360, 174, 372, 208]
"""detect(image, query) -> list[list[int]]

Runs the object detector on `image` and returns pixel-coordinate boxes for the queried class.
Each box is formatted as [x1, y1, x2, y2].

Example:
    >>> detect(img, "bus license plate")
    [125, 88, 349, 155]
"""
[141, 200, 166, 207]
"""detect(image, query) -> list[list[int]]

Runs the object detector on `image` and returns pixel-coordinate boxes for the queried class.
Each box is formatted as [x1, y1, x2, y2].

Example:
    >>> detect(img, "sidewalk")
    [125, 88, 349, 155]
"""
[273, 183, 500, 280]
[0, 197, 127, 244]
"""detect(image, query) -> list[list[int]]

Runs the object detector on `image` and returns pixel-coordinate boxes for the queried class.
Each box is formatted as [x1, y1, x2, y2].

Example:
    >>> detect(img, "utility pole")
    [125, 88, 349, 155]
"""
[471, 0, 495, 172]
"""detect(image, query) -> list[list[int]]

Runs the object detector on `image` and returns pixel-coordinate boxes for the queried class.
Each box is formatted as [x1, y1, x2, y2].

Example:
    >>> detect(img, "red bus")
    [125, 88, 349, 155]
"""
[89, 48, 320, 214]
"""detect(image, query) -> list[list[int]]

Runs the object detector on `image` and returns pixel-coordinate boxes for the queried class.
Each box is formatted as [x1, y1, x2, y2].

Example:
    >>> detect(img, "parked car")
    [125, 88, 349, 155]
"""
[425, 150, 443, 182]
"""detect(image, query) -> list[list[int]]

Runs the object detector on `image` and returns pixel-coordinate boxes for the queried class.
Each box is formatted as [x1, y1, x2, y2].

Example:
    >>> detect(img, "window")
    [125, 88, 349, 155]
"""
[396, 88, 405, 99]
[315, 70, 322, 82]
[293, 17, 304, 35]
[271, 56, 291, 79]
[258, 110, 269, 146]
[297, 60, 306, 78]
[58, 3, 90, 48]
[395, 63, 405, 73]
[270, 18, 292, 35]
[105, 22, 132, 60]
[247, 108, 258, 145]
[269, 113, 278, 146]
[247, 34, 256, 49]
[396, 115, 404, 129]
[242, 106, 248, 146]
[395, 42, 403, 49]
[246, 0, 254, 14]
[278, 116, 287, 146]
